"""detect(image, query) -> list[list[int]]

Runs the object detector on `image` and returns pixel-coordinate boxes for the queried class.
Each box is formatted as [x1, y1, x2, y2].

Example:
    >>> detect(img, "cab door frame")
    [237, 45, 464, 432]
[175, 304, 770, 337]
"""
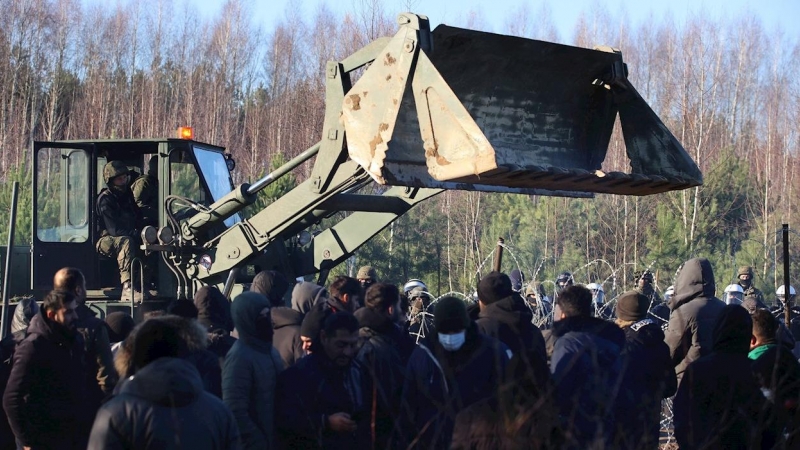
[31, 141, 97, 291]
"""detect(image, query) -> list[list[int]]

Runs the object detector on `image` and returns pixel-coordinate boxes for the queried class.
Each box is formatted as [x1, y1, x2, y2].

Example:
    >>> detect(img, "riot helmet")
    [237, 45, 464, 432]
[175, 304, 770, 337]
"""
[403, 279, 427, 297]
[586, 282, 605, 305]
[555, 272, 573, 294]
[664, 285, 675, 303]
[723, 284, 744, 305]
[776, 285, 796, 306]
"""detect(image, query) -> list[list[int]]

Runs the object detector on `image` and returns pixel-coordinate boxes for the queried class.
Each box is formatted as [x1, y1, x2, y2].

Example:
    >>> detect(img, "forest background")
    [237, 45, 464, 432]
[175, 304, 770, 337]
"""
[0, 0, 798, 301]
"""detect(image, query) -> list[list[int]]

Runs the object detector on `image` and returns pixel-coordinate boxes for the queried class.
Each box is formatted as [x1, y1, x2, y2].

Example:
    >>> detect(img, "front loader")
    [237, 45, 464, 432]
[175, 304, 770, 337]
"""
[0, 13, 701, 322]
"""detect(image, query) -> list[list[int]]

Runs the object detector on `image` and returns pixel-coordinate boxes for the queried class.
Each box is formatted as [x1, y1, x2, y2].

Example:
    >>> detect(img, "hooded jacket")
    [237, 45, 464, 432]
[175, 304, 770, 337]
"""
[194, 286, 237, 360]
[271, 306, 305, 367]
[673, 305, 769, 449]
[399, 324, 509, 449]
[115, 315, 222, 397]
[223, 292, 284, 450]
[354, 306, 415, 449]
[476, 295, 547, 366]
[614, 319, 677, 449]
[89, 357, 241, 449]
[251, 271, 291, 306]
[291, 282, 326, 315]
[550, 315, 625, 449]
[665, 258, 726, 382]
[3, 310, 88, 448]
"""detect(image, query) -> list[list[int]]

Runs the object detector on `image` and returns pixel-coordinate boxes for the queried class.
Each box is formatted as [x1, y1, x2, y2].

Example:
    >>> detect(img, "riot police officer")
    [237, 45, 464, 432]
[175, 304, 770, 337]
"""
[771, 285, 800, 339]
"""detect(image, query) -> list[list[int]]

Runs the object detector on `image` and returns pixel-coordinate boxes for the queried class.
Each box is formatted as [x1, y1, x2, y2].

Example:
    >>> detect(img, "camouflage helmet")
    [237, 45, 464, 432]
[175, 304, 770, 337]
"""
[738, 266, 754, 278]
[103, 161, 130, 184]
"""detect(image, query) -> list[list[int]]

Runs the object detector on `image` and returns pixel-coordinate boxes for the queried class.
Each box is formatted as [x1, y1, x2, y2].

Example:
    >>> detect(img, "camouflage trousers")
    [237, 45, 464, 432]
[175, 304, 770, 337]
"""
[96, 235, 136, 284]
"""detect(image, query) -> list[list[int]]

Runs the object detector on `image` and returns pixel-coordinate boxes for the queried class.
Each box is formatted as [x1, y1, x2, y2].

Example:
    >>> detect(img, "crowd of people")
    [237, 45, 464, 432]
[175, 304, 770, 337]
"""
[2, 258, 800, 449]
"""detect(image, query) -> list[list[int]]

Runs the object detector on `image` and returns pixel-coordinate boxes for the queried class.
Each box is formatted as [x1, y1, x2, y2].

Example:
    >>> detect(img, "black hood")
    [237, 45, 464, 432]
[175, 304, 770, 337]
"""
[271, 306, 303, 330]
[354, 306, 395, 335]
[711, 304, 752, 354]
[194, 286, 233, 332]
[670, 257, 716, 310]
[251, 270, 290, 307]
[478, 295, 532, 332]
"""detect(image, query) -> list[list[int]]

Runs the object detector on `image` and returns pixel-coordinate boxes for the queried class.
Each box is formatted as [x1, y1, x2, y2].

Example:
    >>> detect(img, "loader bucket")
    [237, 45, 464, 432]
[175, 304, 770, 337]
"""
[342, 20, 702, 196]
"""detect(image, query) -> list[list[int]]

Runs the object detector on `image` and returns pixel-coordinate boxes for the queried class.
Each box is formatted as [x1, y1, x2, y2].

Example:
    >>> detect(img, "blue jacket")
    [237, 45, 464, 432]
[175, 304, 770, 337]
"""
[550, 315, 624, 449]
[399, 324, 508, 449]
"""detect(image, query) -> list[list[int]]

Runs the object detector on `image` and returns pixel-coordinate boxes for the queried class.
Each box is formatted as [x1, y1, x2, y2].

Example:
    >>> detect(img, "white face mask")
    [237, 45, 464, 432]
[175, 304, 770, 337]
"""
[438, 331, 466, 352]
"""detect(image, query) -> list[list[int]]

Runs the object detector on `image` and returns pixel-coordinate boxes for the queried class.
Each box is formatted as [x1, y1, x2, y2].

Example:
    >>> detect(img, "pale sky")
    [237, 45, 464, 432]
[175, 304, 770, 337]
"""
[178, 0, 799, 43]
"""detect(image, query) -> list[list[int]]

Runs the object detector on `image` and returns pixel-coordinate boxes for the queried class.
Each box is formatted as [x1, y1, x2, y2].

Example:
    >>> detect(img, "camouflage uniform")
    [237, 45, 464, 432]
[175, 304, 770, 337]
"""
[97, 161, 141, 285]
[131, 174, 157, 227]
[131, 157, 158, 227]
[737, 266, 766, 308]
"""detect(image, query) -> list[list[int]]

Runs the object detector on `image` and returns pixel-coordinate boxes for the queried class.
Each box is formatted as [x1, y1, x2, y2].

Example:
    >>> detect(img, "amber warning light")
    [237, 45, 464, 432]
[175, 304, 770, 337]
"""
[178, 127, 193, 140]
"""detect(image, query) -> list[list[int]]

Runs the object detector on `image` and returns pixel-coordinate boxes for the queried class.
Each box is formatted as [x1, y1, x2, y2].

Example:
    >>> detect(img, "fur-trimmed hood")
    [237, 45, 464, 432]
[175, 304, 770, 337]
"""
[114, 315, 209, 379]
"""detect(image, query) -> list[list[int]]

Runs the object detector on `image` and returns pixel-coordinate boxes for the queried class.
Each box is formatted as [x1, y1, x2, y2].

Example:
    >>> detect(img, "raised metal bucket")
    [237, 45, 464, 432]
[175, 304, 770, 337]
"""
[343, 17, 701, 197]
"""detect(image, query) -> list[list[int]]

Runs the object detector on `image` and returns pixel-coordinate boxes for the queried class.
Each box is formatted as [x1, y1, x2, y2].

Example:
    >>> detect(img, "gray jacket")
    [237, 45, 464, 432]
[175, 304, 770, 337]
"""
[223, 292, 284, 450]
[664, 258, 726, 382]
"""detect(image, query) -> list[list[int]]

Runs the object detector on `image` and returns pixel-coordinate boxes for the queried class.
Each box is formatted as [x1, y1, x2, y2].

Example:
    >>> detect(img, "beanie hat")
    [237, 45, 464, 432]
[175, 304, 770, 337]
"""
[301, 307, 330, 340]
[615, 290, 651, 321]
[357, 266, 377, 280]
[434, 296, 470, 333]
[105, 312, 136, 344]
[509, 269, 524, 292]
[477, 271, 514, 305]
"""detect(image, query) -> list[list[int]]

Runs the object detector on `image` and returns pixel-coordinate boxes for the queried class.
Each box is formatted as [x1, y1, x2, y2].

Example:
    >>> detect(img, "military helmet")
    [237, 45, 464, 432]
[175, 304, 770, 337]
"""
[738, 266, 754, 277]
[356, 265, 377, 281]
[103, 161, 130, 184]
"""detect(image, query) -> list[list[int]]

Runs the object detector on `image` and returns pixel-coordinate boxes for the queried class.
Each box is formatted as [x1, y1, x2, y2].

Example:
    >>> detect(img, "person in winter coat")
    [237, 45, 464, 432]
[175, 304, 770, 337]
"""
[549, 285, 625, 449]
[223, 292, 284, 450]
[251, 270, 291, 306]
[0, 296, 39, 450]
[664, 257, 726, 384]
[398, 296, 509, 449]
[476, 271, 547, 373]
[353, 283, 415, 449]
[748, 309, 800, 447]
[271, 281, 325, 367]
[114, 314, 223, 398]
[3, 290, 88, 450]
[276, 312, 371, 450]
[54, 267, 117, 411]
[451, 353, 563, 450]
[88, 317, 241, 449]
[194, 286, 237, 359]
[673, 304, 771, 449]
[613, 290, 677, 449]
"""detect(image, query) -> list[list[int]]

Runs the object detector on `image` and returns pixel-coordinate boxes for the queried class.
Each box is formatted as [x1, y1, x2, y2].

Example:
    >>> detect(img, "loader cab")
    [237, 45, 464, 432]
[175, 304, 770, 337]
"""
[31, 138, 236, 300]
